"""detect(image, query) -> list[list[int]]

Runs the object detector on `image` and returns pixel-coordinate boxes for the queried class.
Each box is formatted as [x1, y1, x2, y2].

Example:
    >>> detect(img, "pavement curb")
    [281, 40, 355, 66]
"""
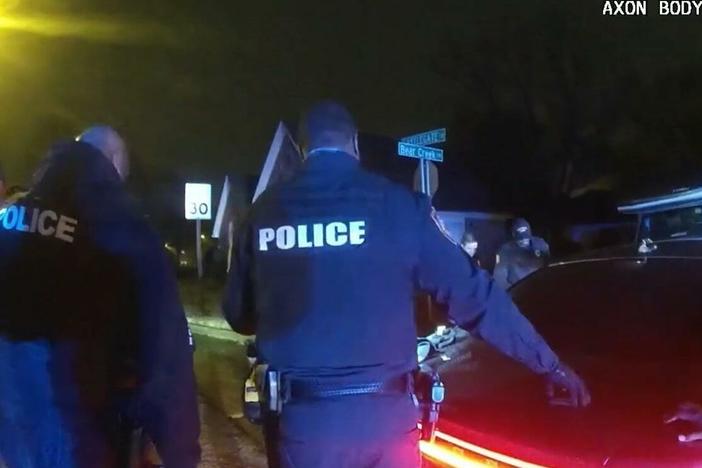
[188, 320, 252, 344]
[186, 314, 231, 330]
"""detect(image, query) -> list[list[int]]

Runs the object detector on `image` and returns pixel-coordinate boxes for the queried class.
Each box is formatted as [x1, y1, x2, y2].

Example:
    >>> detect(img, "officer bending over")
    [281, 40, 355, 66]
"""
[0, 127, 200, 468]
[223, 102, 590, 468]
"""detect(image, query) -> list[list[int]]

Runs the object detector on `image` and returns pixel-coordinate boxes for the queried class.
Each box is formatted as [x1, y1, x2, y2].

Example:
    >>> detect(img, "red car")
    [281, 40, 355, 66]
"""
[420, 235, 702, 467]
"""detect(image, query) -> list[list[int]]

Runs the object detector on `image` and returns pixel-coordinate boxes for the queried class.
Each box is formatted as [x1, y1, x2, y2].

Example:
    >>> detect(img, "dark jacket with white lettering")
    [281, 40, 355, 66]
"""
[0, 142, 200, 468]
[223, 151, 559, 436]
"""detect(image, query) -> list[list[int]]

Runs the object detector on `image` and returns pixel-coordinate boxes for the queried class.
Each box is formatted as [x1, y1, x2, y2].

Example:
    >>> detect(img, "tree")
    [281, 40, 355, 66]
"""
[437, 0, 702, 211]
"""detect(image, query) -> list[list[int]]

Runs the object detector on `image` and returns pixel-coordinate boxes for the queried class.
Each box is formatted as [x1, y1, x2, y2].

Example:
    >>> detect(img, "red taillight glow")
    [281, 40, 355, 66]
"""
[419, 430, 548, 468]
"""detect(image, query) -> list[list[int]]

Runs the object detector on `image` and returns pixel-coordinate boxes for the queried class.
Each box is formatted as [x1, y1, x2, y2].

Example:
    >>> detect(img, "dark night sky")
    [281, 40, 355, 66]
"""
[2, 0, 702, 212]
[0, 0, 469, 183]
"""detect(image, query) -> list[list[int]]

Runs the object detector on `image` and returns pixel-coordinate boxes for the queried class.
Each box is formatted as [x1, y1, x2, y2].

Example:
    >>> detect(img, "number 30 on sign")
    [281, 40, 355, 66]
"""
[185, 183, 212, 220]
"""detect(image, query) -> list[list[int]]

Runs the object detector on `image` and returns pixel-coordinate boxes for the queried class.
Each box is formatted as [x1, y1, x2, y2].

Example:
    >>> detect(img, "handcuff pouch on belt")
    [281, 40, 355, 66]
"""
[415, 370, 445, 442]
[243, 362, 286, 425]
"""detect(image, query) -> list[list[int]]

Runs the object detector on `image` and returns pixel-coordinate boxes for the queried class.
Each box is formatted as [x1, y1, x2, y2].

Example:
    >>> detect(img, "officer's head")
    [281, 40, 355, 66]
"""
[301, 101, 359, 159]
[76, 126, 129, 180]
[512, 218, 532, 248]
[460, 231, 478, 258]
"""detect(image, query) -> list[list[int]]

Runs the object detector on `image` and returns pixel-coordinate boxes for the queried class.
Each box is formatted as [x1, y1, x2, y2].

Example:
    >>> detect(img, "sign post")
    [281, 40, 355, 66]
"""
[195, 219, 203, 278]
[212, 176, 230, 239]
[422, 159, 430, 194]
[399, 128, 446, 196]
[185, 183, 212, 279]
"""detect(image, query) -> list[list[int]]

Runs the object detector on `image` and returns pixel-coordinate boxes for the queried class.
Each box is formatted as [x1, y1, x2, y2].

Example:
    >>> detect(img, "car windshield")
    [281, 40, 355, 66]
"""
[510, 258, 702, 362]
[641, 205, 702, 241]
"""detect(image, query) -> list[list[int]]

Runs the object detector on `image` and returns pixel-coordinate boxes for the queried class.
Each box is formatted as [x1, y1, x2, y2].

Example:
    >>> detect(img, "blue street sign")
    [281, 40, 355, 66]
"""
[397, 142, 444, 162]
[401, 128, 446, 147]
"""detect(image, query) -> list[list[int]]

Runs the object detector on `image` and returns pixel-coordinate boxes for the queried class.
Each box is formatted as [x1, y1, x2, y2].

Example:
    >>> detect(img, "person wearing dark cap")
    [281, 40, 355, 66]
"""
[494, 217, 550, 290]
[223, 101, 589, 468]
[0, 126, 200, 468]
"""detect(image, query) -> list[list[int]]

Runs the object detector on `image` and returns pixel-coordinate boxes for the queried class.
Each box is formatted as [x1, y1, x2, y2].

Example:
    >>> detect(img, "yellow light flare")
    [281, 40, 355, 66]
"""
[0, 0, 19, 11]
[419, 430, 550, 468]
[419, 441, 488, 468]
[0, 13, 177, 46]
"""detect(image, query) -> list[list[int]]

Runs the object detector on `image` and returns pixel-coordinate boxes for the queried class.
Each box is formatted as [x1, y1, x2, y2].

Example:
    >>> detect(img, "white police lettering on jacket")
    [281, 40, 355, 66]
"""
[258, 220, 366, 251]
[0, 205, 79, 243]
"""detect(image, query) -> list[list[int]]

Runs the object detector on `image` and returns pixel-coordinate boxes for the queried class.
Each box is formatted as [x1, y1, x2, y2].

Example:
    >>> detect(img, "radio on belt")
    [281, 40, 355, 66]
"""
[417, 370, 445, 442]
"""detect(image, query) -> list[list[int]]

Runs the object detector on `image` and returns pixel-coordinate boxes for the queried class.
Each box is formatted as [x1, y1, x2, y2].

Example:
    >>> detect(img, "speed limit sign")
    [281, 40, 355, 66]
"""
[185, 183, 212, 220]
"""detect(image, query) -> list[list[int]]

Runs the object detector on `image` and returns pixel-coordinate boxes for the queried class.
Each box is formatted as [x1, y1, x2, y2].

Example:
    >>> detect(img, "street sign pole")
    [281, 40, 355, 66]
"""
[426, 159, 433, 195]
[420, 159, 428, 195]
[196, 219, 203, 279]
[185, 182, 212, 280]
[399, 128, 445, 198]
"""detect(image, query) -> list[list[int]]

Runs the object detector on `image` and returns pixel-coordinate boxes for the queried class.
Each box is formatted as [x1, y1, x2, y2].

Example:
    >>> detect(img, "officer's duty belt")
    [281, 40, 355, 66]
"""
[286, 373, 412, 401]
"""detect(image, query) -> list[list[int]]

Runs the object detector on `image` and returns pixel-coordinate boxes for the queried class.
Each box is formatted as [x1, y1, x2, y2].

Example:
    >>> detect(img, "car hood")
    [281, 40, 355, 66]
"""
[432, 340, 702, 468]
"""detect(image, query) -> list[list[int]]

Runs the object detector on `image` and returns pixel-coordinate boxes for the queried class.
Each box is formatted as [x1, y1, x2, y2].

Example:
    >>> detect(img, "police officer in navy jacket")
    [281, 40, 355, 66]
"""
[223, 102, 590, 468]
[0, 127, 200, 468]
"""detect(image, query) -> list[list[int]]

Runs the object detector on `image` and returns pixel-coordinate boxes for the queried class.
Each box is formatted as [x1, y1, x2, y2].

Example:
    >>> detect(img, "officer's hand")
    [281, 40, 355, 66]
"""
[545, 363, 591, 408]
[665, 402, 702, 442]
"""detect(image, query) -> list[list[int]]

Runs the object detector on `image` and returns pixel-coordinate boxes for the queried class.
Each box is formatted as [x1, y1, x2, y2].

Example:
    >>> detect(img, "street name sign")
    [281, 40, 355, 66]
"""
[397, 142, 444, 163]
[401, 128, 446, 146]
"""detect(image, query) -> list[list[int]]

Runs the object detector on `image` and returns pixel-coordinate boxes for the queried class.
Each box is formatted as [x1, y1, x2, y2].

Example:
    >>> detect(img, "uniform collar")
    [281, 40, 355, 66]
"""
[304, 150, 359, 172]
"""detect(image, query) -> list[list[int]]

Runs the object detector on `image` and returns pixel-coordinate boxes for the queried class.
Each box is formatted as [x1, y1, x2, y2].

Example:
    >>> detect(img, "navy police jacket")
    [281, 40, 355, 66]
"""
[224, 151, 558, 385]
[0, 142, 200, 468]
[494, 237, 550, 290]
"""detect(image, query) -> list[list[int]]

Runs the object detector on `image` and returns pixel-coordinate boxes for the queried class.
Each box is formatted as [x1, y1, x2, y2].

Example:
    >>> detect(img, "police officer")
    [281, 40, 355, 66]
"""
[0, 127, 200, 468]
[494, 217, 550, 290]
[460, 230, 479, 263]
[223, 102, 590, 468]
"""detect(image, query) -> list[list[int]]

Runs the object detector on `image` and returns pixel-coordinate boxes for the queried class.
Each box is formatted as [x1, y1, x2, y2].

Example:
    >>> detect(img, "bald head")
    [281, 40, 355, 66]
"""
[77, 126, 129, 180]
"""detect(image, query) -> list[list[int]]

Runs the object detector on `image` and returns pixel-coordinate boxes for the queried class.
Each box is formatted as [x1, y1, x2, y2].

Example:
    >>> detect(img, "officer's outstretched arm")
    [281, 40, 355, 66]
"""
[414, 198, 590, 406]
[414, 198, 558, 374]
[222, 215, 256, 335]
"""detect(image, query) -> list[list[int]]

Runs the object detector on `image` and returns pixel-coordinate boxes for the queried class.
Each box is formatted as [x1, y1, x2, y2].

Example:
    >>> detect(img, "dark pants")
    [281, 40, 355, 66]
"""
[264, 395, 421, 468]
[271, 429, 420, 468]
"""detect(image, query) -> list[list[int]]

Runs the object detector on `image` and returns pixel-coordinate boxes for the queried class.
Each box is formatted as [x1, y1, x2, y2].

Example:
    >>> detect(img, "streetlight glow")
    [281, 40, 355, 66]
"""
[0, 11, 176, 46]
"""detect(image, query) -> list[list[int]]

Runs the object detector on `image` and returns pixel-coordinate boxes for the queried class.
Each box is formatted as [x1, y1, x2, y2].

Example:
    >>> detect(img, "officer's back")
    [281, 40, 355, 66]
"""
[246, 146, 421, 381]
[0, 141, 138, 467]
[225, 102, 432, 466]
[0, 137, 200, 468]
[225, 102, 592, 468]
